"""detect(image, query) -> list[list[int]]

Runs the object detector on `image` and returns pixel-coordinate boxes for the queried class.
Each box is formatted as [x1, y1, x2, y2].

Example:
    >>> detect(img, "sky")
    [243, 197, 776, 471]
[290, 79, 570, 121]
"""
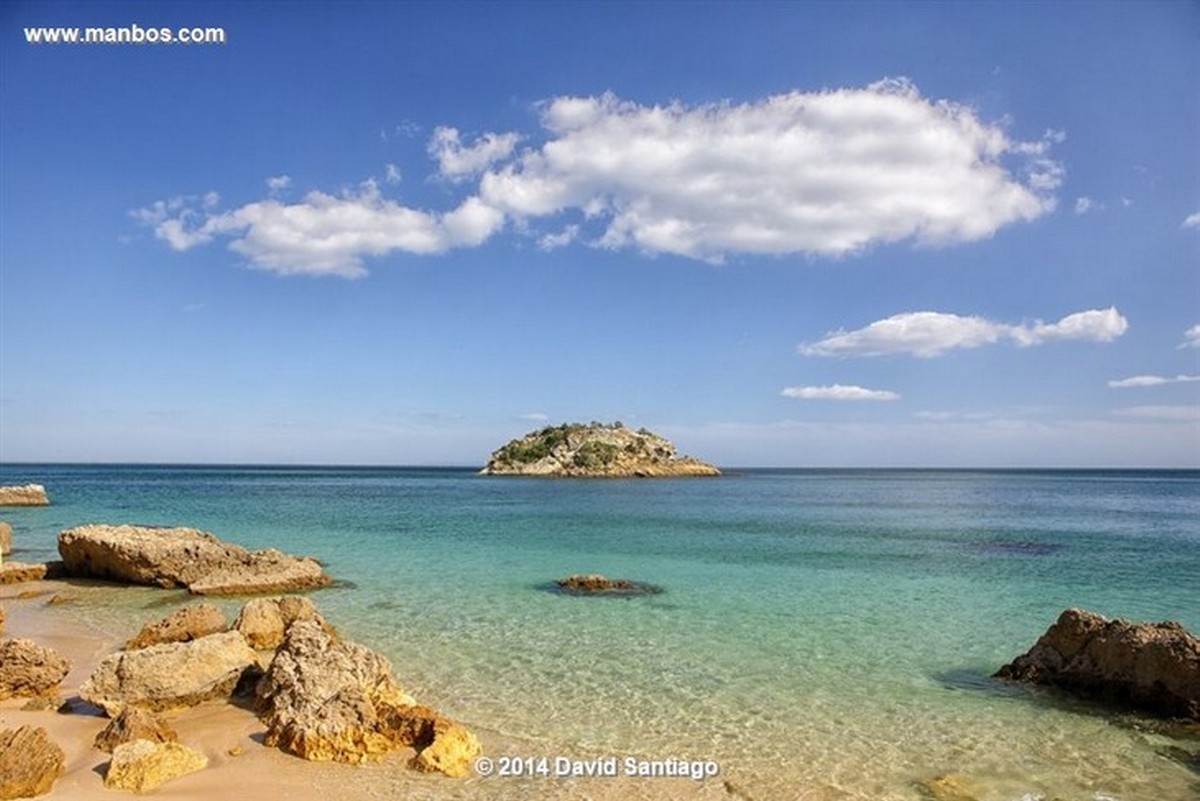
[1, 1, 1198, 468]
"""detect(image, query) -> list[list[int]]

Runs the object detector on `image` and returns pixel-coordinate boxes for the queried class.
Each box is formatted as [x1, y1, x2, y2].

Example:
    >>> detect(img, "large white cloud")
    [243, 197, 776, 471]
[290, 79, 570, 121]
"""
[134, 78, 1061, 277]
[801, 307, 1128, 358]
[781, 384, 900, 401]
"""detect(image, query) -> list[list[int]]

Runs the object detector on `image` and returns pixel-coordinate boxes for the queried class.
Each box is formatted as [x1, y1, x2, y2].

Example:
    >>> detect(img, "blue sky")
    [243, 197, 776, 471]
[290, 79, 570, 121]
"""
[1, 1, 1197, 467]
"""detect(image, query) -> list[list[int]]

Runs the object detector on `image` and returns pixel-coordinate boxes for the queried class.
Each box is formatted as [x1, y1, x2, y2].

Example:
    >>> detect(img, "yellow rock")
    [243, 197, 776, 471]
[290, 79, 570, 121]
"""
[104, 739, 207, 792]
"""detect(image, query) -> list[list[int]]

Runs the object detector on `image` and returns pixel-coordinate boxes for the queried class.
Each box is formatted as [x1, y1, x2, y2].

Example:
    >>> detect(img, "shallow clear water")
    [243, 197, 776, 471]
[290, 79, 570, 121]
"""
[3, 466, 1198, 800]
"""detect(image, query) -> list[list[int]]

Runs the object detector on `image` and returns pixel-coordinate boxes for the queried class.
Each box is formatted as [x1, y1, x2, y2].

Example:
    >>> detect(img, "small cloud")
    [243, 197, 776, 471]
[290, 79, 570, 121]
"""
[537, 225, 579, 251]
[1074, 197, 1102, 215]
[1183, 211, 1200, 230]
[781, 384, 900, 401]
[428, 127, 521, 181]
[384, 163, 402, 185]
[266, 175, 292, 194]
[1180, 324, 1200, 349]
[1114, 405, 1200, 422]
[518, 412, 550, 423]
[183, 302, 206, 313]
[800, 307, 1128, 358]
[1108, 374, 1200, 389]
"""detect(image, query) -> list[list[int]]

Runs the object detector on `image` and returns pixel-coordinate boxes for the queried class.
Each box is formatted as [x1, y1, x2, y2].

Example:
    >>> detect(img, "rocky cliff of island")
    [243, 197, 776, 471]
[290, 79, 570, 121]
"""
[480, 422, 720, 477]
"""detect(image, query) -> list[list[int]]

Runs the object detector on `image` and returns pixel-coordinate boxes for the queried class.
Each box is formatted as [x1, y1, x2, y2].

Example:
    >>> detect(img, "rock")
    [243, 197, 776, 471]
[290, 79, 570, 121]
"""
[233, 595, 331, 650]
[0, 562, 47, 585]
[256, 620, 414, 764]
[125, 603, 229, 650]
[995, 608, 1200, 720]
[93, 707, 179, 753]
[58, 524, 332, 595]
[0, 485, 49, 507]
[554, 574, 662, 596]
[45, 592, 77, 606]
[0, 726, 64, 799]
[0, 639, 70, 700]
[918, 774, 981, 801]
[104, 739, 207, 792]
[384, 704, 482, 778]
[81, 630, 257, 715]
[481, 422, 720, 477]
[0, 604, 5, 634]
[0, 522, 11, 556]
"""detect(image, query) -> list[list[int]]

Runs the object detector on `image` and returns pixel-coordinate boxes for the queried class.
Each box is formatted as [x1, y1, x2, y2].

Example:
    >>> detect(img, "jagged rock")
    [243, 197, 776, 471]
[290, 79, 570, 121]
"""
[0, 726, 64, 799]
[481, 422, 720, 477]
[0, 562, 47, 585]
[125, 603, 228, 650]
[58, 524, 332, 595]
[996, 608, 1200, 720]
[93, 707, 179, 753]
[553, 574, 663, 596]
[0, 522, 11, 556]
[233, 596, 331, 650]
[104, 739, 207, 792]
[255, 621, 479, 775]
[0, 639, 70, 700]
[0, 485, 49, 507]
[81, 630, 257, 715]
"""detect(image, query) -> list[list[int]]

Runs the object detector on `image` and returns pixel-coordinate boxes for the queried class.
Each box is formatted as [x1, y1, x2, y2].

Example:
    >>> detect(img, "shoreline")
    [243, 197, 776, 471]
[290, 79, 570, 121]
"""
[0, 578, 736, 801]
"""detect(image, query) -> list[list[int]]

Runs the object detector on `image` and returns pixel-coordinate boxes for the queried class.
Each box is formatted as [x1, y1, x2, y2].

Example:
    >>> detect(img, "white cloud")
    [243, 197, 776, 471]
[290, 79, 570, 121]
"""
[266, 175, 292, 193]
[1114, 406, 1200, 422]
[1108, 374, 1200, 388]
[518, 412, 550, 423]
[384, 163, 402, 185]
[1181, 324, 1200, 349]
[781, 384, 900, 401]
[537, 224, 580, 251]
[1183, 211, 1200, 229]
[428, 127, 521, 181]
[134, 180, 505, 278]
[1074, 196, 1101, 215]
[479, 80, 1060, 261]
[801, 307, 1128, 358]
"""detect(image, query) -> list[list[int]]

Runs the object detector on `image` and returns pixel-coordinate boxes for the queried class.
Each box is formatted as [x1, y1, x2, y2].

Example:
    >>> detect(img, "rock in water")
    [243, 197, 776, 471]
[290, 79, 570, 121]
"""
[995, 608, 1200, 720]
[256, 620, 479, 776]
[93, 707, 180, 753]
[0, 562, 48, 585]
[81, 631, 258, 715]
[554, 574, 662, 596]
[57, 524, 332, 595]
[481, 422, 720, 477]
[0, 726, 65, 799]
[0, 522, 11, 556]
[233, 595, 332, 650]
[0, 639, 70, 700]
[125, 603, 229, 649]
[104, 739, 207, 792]
[0, 485, 49, 507]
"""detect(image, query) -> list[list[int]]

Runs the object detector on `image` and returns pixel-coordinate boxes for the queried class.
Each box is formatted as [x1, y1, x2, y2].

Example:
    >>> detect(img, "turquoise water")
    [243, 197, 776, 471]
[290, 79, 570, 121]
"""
[2, 466, 1198, 800]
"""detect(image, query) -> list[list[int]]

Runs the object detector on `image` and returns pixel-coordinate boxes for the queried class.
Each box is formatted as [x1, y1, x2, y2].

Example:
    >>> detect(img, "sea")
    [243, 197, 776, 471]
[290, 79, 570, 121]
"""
[1, 464, 1197, 801]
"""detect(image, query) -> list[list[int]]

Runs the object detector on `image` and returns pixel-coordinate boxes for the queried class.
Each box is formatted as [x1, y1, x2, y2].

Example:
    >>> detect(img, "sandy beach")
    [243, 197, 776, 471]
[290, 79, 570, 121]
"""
[1, 578, 737, 801]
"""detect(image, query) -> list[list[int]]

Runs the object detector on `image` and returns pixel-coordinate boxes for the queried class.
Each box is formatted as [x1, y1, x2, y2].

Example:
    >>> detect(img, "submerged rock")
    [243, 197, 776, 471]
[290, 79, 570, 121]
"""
[125, 603, 229, 650]
[481, 422, 720, 477]
[81, 630, 258, 715]
[0, 726, 64, 799]
[918, 773, 981, 801]
[58, 524, 332, 595]
[554, 574, 662, 596]
[256, 620, 479, 776]
[0, 638, 70, 700]
[104, 739, 207, 792]
[93, 707, 179, 753]
[233, 595, 332, 650]
[995, 608, 1200, 720]
[0, 485, 49, 507]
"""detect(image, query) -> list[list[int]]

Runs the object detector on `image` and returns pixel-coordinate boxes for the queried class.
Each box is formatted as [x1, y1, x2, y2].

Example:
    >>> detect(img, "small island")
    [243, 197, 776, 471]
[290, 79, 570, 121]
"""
[480, 422, 720, 477]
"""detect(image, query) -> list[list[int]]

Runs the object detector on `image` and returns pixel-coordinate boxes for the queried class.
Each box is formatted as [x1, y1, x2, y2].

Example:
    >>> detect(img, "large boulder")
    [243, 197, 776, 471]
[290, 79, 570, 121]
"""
[233, 595, 331, 650]
[0, 639, 70, 700]
[104, 739, 207, 792]
[0, 522, 11, 556]
[255, 621, 480, 776]
[0, 726, 64, 799]
[81, 631, 257, 715]
[57, 524, 332, 595]
[995, 608, 1200, 719]
[93, 707, 179, 753]
[125, 603, 228, 650]
[0, 485, 49, 507]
